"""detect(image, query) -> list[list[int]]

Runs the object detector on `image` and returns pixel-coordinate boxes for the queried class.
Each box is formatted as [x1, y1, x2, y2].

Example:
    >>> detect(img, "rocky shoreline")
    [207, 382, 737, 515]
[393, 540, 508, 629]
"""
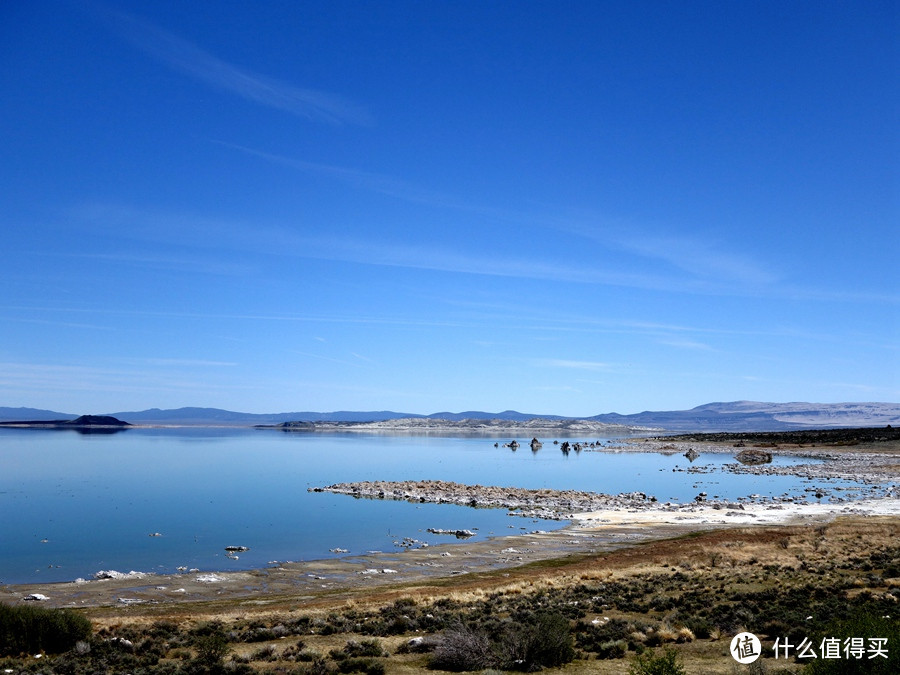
[630, 438, 900, 497]
[308, 435, 900, 520]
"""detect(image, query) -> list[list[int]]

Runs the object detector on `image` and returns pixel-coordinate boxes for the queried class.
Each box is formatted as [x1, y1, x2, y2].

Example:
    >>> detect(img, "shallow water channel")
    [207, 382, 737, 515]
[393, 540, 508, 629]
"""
[0, 427, 868, 584]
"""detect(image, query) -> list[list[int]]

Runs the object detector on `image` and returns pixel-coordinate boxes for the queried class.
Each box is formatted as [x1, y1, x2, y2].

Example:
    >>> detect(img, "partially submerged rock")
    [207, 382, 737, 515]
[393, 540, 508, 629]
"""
[93, 570, 147, 580]
[427, 528, 476, 539]
[735, 448, 773, 465]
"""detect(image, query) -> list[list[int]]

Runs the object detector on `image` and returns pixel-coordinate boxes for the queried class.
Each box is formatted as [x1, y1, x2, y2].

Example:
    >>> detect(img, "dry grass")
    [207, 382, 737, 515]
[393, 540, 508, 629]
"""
[64, 515, 897, 675]
[87, 516, 898, 631]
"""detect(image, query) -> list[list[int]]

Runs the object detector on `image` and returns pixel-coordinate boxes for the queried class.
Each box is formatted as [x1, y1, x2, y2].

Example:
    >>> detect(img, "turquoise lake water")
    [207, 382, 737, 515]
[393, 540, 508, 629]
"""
[0, 428, 872, 584]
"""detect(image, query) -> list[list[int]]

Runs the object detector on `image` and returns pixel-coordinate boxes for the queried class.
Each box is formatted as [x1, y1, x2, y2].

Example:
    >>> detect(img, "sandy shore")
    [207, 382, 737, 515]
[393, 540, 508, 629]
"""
[3, 437, 897, 611]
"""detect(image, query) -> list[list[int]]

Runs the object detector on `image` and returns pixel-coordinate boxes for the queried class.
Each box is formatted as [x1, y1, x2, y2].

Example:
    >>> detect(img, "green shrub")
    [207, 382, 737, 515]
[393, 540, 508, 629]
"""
[575, 617, 632, 654]
[628, 647, 686, 675]
[683, 616, 713, 640]
[337, 657, 386, 674]
[193, 629, 230, 668]
[596, 639, 628, 659]
[297, 647, 323, 662]
[0, 602, 92, 655]
[497, 611, 575, 671]
[343, 638, 386, 658]
[250, 643, 278, 661]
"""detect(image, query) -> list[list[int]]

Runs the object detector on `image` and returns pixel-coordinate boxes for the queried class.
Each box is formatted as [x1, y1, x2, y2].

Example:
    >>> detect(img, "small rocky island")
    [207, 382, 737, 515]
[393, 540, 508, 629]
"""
[0, 414, 131, 429]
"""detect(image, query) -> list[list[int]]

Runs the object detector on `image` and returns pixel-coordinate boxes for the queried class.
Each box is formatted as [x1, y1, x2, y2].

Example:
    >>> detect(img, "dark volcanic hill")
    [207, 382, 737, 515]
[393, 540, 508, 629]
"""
[64, 415, 130, 427]
[0, 414, 130, 428]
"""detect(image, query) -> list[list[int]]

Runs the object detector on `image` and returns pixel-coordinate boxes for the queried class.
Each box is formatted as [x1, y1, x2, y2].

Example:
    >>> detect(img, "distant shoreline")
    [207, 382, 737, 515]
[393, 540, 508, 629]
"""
[0, 415, 657, 434]
[256, 417, 657, 434]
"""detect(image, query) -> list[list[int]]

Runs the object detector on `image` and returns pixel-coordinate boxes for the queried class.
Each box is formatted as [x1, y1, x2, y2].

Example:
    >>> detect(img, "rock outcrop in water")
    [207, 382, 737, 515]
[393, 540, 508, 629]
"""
[310, 480, 657, 520]
[427, 528, 476, 538]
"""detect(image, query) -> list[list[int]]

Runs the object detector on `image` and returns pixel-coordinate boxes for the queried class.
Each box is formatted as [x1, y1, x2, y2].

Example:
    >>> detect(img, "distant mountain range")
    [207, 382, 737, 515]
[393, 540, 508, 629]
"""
[1, 401, 897, 432]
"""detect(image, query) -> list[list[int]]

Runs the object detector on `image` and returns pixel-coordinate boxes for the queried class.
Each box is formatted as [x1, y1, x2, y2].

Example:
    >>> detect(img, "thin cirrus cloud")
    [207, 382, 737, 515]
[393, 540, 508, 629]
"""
[218, 145, 797, 297]
[656, 338, 715, 351]
[612, 234, 779, 286]
[0, 361, 222, 395]
[534, 359, 616, 372]
[63, 201, 683, 292]
[101, 8, 371, 125]
[68, 199, 888, 305]
[218, 142, 475, 210]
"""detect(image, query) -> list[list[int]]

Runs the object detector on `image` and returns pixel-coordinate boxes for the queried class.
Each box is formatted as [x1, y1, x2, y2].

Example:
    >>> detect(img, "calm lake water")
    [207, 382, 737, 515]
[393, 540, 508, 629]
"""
[0, 428, 868, 584]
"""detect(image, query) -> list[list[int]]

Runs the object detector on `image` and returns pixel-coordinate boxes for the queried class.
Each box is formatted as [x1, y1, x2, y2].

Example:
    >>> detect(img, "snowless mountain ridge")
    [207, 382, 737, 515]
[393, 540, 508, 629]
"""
[1, 401, 897, 432]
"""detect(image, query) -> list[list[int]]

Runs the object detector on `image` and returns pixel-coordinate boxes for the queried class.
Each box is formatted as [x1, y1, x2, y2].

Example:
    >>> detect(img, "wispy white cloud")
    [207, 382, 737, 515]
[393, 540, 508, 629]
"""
[288, 350, 370, 368]
[2, 316, 118, 331]
[656, 338, 715, 351]
[64, 201, 684, 291]
[119, 358, 238, 368]
[1, 303, 468, 329]
[219, 143, 459, 207]
[219, 143, 571, 228]
[528, 385, 582, 393]
[533, 359, 615, 372]
[102, 9, 370, 125]
[203, 146, 896, 305]
[65, 201, 900, 304]
[0, 362, 227, 397]
[49, 250, 255, 277]
[289, 235, 683, 291]
[611, 233, 779, 286]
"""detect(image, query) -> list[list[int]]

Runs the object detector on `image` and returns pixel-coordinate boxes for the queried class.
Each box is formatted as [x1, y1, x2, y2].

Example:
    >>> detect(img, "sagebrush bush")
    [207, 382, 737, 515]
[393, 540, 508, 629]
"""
[430, 612, 574, 672]
[0, 602, 92, 655]
[343, 638, 386, 658]
[430, 623, 493, 671]
[628, 646, 686, 675]
[497, 611, 575, 670]
[337, 656, 385, 674]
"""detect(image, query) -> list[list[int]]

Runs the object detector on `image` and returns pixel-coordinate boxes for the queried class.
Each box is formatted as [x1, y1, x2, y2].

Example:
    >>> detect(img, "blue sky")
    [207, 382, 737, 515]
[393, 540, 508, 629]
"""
[1, 0, 897, 416]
